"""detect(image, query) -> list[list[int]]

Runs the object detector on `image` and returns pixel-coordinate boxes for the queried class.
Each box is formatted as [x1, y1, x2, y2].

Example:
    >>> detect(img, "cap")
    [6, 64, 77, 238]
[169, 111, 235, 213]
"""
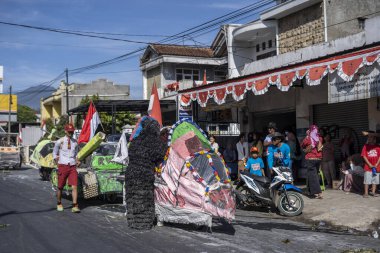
[268, 122, 277, 129]
[272, 132, 284, 140]
[64, 123, 75, 132]
[250, 146, 259, 153]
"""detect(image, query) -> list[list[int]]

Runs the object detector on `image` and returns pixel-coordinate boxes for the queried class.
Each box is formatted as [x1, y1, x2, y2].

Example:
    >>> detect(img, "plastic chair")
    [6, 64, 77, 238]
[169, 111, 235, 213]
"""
[318, 166, 326, 191]
[305, 165, 326, 192]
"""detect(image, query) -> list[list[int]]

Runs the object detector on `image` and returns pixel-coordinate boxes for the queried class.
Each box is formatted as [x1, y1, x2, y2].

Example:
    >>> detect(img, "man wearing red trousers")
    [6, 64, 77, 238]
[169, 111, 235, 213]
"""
[53, 123, 80, 213]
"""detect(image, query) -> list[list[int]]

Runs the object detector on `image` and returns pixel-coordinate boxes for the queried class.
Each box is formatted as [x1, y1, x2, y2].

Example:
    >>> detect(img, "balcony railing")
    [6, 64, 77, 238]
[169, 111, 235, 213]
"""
[197, 122, 240, 136]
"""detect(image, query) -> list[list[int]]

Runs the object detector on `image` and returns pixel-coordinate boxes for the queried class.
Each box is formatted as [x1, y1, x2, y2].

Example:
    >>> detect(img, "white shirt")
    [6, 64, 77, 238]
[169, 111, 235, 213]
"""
[236, 141, 249, 160]
[53, 136, 78, 166]
[211, 142, 219, 153]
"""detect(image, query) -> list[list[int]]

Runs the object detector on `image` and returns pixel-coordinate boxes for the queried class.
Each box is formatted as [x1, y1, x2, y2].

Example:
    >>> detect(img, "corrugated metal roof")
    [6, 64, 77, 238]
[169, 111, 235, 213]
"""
[151, 44, 214, 58]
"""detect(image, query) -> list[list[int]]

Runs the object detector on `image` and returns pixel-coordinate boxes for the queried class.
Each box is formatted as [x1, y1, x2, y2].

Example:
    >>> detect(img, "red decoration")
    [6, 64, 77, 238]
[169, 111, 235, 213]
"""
[309, 66, 327, 81]
[342, 58, 363, 77]
[280, 72, 296, 86]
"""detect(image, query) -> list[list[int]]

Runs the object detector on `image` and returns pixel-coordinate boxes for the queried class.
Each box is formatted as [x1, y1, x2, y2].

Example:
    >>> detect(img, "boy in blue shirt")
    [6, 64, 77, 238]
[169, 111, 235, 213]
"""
[267, 132, 291, 173]
[245, 147, 265, 177]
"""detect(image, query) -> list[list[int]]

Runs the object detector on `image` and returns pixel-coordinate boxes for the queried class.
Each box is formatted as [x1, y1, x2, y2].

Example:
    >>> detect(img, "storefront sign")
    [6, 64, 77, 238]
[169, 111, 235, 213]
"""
[178, 103, 192, 121]
[328, 64, 380, 103]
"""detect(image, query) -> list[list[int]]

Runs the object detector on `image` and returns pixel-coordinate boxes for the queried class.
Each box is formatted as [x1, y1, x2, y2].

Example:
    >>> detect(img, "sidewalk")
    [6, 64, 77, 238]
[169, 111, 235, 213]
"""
[299, 189, 380, 231]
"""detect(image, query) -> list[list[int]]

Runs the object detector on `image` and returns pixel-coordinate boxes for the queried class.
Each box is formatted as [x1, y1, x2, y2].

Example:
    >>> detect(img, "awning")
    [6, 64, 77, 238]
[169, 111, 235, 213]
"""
[67, 99, 176, 115]
[179, 45, 380, 107]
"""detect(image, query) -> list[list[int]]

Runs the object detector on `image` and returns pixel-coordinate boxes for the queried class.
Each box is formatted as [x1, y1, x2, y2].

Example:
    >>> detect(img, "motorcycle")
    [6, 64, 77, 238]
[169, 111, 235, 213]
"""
[235, 166, 304, 216]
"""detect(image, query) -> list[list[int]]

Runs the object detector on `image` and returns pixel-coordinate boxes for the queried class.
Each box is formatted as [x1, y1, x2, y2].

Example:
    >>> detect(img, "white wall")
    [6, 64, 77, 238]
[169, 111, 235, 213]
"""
[295, 79, 328, 129]
[247, 86, 296, 113]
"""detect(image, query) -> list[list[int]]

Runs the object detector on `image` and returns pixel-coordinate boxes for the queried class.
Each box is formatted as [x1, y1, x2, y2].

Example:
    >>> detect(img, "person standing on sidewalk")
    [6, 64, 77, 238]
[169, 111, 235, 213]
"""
[236, 133, 249, 182]
[53, 123, 80, 213]
[301, 125, 323, 199]
[361, 133, 380, 198]
[322, 134, 335, 189]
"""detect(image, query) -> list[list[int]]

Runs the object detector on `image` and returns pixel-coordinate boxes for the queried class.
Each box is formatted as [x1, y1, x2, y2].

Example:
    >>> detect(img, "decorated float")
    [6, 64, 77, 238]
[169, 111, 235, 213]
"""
[50, 132, 127, 202]
[155, 119, 236, 228]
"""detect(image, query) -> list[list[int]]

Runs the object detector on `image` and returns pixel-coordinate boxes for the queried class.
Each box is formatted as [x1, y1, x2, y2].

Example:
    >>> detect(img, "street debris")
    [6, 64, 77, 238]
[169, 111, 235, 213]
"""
[281, 239, 291, 244]
[342, 249, 378, 253]
[0, 224, 10, 228]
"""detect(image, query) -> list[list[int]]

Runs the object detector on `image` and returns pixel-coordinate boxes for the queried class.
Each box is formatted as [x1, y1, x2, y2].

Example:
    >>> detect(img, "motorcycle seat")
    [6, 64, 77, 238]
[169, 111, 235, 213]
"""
[252, 175, 271, 184]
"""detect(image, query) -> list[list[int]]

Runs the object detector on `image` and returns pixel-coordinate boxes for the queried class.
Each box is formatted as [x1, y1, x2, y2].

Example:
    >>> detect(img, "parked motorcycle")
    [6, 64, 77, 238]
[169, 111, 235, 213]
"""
[235, 166, 304, 216]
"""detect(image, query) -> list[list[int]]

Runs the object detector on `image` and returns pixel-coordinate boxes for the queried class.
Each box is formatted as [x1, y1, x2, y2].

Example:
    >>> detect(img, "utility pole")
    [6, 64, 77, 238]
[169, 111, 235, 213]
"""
[7, 85, 12, 145]
[65, 68, 69, 115]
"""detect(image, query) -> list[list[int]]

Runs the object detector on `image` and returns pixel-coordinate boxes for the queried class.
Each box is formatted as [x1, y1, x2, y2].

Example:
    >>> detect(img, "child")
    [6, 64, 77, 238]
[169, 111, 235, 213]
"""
[245, 147, 265, 177]
[361, 132, 380, 198]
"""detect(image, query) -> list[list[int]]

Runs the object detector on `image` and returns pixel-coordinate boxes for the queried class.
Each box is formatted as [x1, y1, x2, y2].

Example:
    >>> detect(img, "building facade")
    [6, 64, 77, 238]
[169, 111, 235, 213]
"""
[140, 43, 228, 125]
[178, 0, 380, 164]
[41, 78, 130, 122]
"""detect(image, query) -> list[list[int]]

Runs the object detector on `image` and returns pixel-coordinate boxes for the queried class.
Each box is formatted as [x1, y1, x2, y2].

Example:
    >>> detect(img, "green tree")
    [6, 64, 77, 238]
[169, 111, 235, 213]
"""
[76, 96, 136, 134]
[17, 104, 37, 123]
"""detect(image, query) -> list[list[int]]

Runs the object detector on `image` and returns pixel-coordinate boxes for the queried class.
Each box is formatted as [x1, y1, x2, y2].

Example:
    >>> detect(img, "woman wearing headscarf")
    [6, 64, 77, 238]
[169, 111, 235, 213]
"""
[301, 125, 323, 199]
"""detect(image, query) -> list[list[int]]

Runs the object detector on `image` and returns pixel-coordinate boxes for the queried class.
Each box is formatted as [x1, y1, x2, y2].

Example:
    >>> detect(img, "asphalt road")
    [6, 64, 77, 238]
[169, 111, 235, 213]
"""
[0, 167, 379, 253]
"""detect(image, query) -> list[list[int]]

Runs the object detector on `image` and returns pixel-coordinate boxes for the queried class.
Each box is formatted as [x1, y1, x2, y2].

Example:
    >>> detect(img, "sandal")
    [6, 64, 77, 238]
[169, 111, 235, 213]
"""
[363, 194, 369, 198]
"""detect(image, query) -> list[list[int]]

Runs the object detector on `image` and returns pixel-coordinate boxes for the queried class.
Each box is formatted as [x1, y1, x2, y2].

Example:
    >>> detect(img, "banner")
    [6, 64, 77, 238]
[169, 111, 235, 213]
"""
[178, 102, 192, 121]
[328, 64, 380, 104]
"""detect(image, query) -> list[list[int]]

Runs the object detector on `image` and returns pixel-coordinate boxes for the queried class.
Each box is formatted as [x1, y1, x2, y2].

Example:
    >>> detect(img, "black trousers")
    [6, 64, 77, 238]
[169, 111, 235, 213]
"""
[305, 159, 322, 195]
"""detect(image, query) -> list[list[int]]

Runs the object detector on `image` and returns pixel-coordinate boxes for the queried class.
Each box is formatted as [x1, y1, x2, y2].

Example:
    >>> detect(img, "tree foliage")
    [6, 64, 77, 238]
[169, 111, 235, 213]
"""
[76, 95, 136, 134]
[17, 104, 37, 123]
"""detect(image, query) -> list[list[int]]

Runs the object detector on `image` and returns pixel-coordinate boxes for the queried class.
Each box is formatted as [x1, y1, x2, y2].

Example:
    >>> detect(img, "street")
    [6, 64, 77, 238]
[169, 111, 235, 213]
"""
[0, 167, 378, 253]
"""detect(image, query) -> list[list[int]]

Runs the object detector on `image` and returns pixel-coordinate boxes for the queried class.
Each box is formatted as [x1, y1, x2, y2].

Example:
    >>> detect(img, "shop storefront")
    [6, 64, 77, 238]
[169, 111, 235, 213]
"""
[179, 45, 380, 137]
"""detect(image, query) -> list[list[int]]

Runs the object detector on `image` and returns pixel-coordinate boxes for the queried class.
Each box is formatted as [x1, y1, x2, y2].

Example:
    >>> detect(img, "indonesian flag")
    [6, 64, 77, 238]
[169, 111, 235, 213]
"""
[41, 120, 47, 133]
[18, 124, 22, 144]
[202, 69, 207, 85]
[78, 101, 101, 144]
[148, 82, 162, 126]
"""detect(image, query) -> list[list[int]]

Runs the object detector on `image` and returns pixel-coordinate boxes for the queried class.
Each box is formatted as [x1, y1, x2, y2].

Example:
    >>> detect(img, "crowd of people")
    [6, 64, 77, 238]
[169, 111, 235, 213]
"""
[209, 122, 380, 199]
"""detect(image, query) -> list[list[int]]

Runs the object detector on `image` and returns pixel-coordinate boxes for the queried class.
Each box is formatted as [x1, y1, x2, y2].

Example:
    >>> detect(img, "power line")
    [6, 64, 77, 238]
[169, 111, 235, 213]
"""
[13, 0, 276, 99]
[0, 21, 150, 44]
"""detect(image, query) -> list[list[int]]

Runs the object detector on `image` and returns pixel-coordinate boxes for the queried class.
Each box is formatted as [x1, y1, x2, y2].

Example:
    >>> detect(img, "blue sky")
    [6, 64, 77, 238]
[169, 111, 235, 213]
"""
[0, 0, 266, 99]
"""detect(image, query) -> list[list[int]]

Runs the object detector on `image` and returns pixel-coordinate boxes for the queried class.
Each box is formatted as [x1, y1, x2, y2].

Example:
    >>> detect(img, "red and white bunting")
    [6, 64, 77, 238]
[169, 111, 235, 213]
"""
[180, 46, 380, 107]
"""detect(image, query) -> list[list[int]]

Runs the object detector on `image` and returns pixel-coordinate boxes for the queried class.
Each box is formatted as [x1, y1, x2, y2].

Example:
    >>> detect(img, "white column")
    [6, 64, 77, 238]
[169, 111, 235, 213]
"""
[142, 69, 148, 100]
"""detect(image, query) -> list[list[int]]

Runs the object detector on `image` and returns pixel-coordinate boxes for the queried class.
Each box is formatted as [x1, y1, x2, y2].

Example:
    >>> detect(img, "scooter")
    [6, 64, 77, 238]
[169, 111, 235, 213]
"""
[235, 166, 304, 216]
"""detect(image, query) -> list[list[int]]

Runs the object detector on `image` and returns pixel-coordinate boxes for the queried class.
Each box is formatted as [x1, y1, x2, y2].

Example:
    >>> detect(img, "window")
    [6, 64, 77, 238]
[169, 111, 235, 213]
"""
[256, 51, 276, 60]
[262, 42, 266, 51]
[256, 44, 260, 52]
[176, 69, 200, 81]
[268, 40, 272, 48]
[214, 70, 227, 81]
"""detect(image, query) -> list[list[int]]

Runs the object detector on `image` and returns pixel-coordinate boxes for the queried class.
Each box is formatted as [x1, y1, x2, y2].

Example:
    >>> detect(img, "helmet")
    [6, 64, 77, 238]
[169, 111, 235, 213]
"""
[64, 123, 75, 132]
[250, 146, 259, 153]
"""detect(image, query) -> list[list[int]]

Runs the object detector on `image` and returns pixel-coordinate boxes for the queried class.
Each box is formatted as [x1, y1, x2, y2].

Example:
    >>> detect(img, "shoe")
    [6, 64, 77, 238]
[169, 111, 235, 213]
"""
[71, 206, 81, 213]
[363, 194, 369, 198]
[57, 204, 64, 212]
[369, 192, 379, 197]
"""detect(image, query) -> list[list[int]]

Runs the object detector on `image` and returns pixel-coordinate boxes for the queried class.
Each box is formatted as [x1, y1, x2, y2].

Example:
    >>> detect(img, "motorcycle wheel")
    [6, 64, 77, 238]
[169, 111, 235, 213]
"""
[277, 191, 304, 217]
[105, 193, 118, 203]
[236, 185, 255, 208]
[40, 167, 51, 181]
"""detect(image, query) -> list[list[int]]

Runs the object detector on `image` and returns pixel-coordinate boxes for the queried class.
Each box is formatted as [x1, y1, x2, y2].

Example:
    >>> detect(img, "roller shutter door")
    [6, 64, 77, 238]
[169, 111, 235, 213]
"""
[313, 99, 368, 155]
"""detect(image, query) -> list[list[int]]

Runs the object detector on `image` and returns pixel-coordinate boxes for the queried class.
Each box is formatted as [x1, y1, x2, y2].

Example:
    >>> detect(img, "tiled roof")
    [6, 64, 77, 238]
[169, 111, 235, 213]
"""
[150, 44, 214, 58]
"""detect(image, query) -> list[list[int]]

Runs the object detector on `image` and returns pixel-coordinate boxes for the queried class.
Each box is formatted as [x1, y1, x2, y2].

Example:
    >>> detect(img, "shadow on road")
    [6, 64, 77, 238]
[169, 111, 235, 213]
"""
[234, 218, 354, 236]
[0, 207, 56, 218]
[163, 218, 236, 235]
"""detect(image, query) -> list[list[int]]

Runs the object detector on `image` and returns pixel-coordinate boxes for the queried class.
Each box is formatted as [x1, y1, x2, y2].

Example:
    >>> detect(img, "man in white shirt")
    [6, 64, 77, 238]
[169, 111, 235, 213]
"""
[236, 133, 249, 181]
[52, 123, 80, 213]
